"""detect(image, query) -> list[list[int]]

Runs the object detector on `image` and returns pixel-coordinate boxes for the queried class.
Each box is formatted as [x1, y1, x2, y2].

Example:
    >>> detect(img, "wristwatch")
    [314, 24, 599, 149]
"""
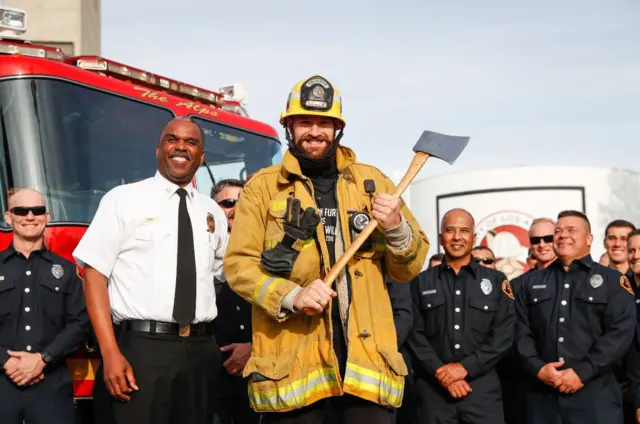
[41, 352, 54, 366]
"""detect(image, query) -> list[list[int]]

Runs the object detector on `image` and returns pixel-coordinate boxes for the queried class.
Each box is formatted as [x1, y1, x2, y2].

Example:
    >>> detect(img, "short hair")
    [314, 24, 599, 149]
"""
[529, 217, 555, 233]
[627, 228, 640, 244]
[160, 116, 205, 143]
[211, 178, 244, 200]
[557, 210, 591, 232]
[440, 208, 475, 233]
[472, 245, 495, 257]
[604, 219, 636, 238]
[428, 253, 444, 266]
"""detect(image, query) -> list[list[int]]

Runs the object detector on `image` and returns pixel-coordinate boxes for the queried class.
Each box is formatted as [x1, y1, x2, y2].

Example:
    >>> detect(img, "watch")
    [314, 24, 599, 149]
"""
[41, 352, 54, 365]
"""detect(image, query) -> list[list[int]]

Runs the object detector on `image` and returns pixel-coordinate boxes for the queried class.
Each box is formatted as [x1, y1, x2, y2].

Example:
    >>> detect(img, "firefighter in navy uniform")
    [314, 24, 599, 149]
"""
[515, 210, 636, 424]
[408, 208, 515, 424]
[0, 188, 89, 424]
[211, 178, 259, 424]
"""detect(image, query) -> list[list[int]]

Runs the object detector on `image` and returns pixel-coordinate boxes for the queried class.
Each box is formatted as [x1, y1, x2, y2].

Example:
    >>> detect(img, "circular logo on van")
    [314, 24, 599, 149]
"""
[476, 211, 534, 279]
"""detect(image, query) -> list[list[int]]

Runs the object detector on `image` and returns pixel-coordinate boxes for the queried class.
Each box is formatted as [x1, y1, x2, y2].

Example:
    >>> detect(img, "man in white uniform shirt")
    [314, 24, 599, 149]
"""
[73, 117, 229, 424]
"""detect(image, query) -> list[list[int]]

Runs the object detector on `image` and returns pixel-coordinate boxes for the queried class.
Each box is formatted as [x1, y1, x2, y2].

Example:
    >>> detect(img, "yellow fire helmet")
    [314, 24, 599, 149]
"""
[279, 75, 346, 129]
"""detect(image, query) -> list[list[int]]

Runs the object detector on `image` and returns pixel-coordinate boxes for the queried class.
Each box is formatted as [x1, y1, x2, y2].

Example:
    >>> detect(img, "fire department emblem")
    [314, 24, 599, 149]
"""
[590, 274, 603, 289]
[480, 279, 493, 295]
[475, 210, 534, 280]
[51, 264, 64, 279]
[206, 213, 215, 233]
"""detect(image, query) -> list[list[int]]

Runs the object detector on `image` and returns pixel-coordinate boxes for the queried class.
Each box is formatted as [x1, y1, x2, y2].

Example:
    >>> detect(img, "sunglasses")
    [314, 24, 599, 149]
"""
[217, 198, 238, 208]
[530, 235, 554, 245]
[473, 257, 495, 265]
[10, 206, 47, 216]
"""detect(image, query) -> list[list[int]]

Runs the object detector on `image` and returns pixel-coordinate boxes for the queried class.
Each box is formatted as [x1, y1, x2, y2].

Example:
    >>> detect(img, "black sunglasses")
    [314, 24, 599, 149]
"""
[217, 198, 238, 208]
[10, 206, 47, 216]
[473, 257, 495, 265]
[530, 235, 553, 245]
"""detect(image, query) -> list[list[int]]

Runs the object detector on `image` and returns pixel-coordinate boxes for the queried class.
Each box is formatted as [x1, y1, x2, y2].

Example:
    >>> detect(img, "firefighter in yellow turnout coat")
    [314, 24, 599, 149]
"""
[224, 75, 429, 423]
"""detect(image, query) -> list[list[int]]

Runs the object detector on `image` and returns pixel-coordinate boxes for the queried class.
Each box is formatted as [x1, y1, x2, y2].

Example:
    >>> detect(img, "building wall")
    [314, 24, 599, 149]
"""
[409, 166, 640, 278]
[7, 0, 100, 55]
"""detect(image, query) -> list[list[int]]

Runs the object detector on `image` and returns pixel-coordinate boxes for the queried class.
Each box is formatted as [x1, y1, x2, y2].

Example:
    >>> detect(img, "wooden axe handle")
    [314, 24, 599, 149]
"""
[302, 151, 430, 315]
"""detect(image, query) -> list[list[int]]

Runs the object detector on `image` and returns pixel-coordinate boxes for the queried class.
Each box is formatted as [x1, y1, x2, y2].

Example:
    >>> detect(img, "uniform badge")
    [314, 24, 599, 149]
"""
[590, 274, 603, 289]
[51, 264, 64, 279]
[502, 280, 515, 300]
[480, 278, 493, 295]
[620, 275, 634, 295]
[206, 213, 215, 233]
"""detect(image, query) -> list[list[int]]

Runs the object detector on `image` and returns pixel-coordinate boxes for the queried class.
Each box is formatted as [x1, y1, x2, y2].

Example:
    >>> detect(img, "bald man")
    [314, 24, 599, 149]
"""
[0, 188, 89, 424]
[408, 208, 515, 424]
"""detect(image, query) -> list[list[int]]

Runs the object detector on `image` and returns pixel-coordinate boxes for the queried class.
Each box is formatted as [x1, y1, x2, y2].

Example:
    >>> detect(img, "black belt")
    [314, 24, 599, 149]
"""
[123, 320, 214, 337]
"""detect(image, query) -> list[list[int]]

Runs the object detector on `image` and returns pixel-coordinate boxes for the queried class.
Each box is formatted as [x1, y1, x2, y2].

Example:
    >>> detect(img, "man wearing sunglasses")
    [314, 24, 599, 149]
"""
[515, 210, 635, 424]
[0, 188, 89, 424]
[408, 208, 514, 424]
[210, 179, 259, 424]
[471, 246, 497, 269]
[528, 218, 557, 271]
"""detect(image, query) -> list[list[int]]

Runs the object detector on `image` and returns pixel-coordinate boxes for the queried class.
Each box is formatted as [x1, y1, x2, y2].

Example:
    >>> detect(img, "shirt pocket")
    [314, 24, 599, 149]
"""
[527, 288, 554, 326]
[419, 291, 445, 336]
[468, 296, 498, 335]
[0, 279, 16, 318]
[40, 278, 70, 327]
[574, 289, 608, 324]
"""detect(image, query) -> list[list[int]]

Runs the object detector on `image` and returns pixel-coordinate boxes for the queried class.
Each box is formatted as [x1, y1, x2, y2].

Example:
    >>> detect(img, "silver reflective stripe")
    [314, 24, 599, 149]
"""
[257, 277, 277, 305]
[344, 367, 402, 399]
[252, 371, 338, 406]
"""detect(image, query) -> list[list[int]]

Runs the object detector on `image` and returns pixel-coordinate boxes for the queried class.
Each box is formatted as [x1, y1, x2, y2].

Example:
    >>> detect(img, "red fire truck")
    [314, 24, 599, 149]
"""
[0, 6, 282, 420]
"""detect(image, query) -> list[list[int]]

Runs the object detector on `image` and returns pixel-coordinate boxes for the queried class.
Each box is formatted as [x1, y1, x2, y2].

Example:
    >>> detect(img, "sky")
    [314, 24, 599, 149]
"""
[101, 0, 640, 184]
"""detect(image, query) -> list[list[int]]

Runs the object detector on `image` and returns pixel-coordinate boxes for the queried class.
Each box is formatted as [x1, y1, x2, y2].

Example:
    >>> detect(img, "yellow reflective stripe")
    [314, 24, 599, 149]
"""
[249, 368, 340, 411]
[343, 362, 403, 405]
[254, 274, 282, 306]
[264, 239, 316, 250]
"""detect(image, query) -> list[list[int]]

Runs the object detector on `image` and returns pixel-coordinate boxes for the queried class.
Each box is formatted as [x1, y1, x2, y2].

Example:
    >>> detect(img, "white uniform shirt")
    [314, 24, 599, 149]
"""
[73, 171, 229, 324]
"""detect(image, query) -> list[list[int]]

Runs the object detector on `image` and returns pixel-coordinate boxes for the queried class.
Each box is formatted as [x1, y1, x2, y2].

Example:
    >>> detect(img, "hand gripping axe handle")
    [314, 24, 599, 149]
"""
[303, 130, 470, 315]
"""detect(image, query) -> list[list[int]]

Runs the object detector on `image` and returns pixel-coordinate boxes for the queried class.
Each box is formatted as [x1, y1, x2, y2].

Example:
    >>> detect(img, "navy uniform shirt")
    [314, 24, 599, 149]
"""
[515, 255, 636, 383]
[213, 278, 252, 397]
[0, 245, 89, 367]
[408, 258, 515, 380]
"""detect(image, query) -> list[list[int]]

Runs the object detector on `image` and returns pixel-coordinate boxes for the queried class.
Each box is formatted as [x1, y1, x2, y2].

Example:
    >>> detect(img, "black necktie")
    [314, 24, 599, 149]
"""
[173, 188, 197, 327]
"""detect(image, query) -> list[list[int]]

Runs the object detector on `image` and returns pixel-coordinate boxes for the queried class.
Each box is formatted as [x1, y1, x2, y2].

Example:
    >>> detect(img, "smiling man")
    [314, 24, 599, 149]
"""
[408, 208, 514, 424]
[515, 210, 636, 424]
[73, 117, 229, 424]
[604, 220, 636, 275]
[224, 75, 429, 423]
[0, 188, 89, 424]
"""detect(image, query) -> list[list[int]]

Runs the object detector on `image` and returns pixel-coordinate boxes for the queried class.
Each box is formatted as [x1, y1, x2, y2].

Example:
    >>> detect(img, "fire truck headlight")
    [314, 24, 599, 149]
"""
[0, 6, 27, 34]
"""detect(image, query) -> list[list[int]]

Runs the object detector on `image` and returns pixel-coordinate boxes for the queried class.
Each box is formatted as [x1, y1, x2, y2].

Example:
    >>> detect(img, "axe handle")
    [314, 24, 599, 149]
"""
[302, 151, 430, 316]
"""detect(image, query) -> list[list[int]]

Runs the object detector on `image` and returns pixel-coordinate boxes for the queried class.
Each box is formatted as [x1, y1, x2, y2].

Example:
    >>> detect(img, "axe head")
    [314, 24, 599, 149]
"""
[413, 130, 470, 165]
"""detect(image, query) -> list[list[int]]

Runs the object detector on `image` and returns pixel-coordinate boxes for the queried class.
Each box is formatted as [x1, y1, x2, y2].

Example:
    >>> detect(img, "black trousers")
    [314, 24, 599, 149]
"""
[0, 366, 74, 424]
[97, 328, 221, 424]
[415, 370, 505, 424]
[212, 392, 260, 424]
[525, 372, 623, 424]
[260, 394, 394, 424]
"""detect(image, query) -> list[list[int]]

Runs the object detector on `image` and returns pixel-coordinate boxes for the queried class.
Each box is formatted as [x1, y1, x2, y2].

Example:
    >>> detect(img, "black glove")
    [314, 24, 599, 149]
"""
[260, 198, 321, 277]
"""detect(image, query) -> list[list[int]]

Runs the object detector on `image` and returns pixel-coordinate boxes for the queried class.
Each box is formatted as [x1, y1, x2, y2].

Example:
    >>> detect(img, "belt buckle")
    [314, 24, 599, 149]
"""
[178, 323, 190, 337]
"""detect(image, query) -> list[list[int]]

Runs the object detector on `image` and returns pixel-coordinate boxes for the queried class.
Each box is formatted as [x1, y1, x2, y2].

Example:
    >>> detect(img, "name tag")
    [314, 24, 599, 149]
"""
[422, 289, 437, 295]
[532, 285, 547, 290]
[0, 276, 4, 281]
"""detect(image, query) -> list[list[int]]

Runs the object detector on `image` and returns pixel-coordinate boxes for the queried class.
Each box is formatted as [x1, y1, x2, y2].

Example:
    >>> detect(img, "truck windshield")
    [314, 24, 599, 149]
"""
[0, 78, 281, 228]
[193, 117, 282, 197]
